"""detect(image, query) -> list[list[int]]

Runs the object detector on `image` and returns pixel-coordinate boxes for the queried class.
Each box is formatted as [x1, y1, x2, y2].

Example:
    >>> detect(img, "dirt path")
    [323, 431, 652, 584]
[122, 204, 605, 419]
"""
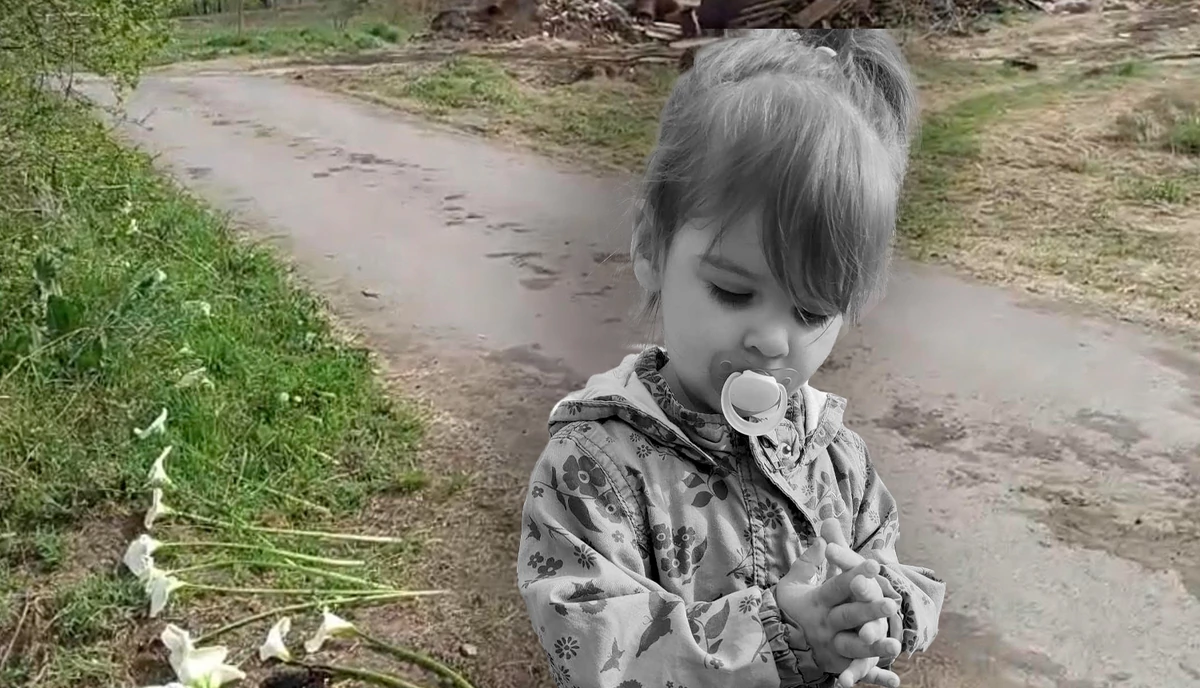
[80, 69, 1200, 688]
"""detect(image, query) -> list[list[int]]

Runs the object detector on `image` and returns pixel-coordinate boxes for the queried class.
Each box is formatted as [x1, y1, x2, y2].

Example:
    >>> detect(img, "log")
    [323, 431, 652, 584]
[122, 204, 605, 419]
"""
[792, 0, 856, 27]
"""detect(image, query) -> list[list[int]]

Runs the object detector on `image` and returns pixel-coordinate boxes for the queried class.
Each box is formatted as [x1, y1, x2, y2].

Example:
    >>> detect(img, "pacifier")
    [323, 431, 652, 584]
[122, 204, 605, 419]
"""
[709, 355, 802, 437]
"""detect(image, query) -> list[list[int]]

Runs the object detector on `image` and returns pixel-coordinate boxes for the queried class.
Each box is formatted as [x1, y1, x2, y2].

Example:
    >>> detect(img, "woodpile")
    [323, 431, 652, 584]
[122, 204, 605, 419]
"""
[424, 0, 1034, 46]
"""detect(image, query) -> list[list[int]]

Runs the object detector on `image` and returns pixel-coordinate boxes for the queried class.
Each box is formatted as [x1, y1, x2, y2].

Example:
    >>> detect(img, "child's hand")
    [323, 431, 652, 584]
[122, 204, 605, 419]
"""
[777, 547, 900, 680]
[835, 574, 897, 688]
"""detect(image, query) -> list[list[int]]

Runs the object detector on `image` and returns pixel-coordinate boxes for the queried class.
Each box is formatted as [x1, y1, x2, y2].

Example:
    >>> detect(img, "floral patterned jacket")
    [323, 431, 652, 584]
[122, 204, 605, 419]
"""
[518, 347, 945, 688]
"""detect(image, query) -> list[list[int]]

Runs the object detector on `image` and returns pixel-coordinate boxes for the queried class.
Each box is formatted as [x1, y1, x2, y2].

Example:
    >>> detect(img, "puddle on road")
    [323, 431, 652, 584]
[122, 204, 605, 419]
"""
[878, 402, 969, 449]
[1020, 482, 1200, 601]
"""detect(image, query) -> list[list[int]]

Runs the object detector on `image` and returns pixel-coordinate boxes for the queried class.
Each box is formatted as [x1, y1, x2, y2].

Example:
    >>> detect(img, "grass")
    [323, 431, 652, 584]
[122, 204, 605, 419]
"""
[1120, 174, 1196, 205]
[156, 4, 424, 64]
[907, 63, 1200, 328]
[323, 56, 673, 170]
[0, 90, 426, 686]
[1114, 89, 1200, 155]
[157, 21, 414, 63]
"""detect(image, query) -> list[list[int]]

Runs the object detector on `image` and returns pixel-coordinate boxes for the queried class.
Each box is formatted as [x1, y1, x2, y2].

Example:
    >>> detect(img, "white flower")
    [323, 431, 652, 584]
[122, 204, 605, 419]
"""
[124, 534, 162, 578]
[148, 446, 174, 487]
[121, 199, 134, 215]
[129, 217, 140, 234]
[146, 569, 185, 618]
[135, 408, 169, 440]
[161, 623, 196, 664]
[153, 269, 168, 284]
[159, 625, 246, 687]
[303, 609, 356, 654]
[258, 617, 293, 662]
[176, 367, 213, 390]
[177, 646, 245, 687]
[145, 487, 175, 530]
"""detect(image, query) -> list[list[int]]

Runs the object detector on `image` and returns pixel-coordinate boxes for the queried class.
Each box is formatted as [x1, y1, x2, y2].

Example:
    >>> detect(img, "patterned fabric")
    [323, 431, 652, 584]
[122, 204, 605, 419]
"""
[519, 347, 945, 688]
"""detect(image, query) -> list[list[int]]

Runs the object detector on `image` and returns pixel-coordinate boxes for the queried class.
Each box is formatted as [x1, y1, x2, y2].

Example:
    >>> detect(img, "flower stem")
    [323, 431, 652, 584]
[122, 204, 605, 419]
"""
[271, 561, 392, 589]
[169, 559, 243, 576]
[287, 659, 429, 688]
[186, 583, 384, 596]
[169, 558, 390, 589]
[160, 540, 364, 567]
[195, 590, 446, 645]
[176, 510, 407, 544]
[356, 630, 476, 688]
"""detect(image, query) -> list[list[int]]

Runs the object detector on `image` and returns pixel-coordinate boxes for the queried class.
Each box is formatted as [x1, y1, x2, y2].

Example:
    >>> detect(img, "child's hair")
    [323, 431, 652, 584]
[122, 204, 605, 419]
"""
[632, 29, 919, 326]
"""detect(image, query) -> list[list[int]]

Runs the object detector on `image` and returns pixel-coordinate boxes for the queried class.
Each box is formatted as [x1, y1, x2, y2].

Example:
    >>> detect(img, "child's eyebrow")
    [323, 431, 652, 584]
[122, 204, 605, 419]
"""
[700, 254, 759, 280]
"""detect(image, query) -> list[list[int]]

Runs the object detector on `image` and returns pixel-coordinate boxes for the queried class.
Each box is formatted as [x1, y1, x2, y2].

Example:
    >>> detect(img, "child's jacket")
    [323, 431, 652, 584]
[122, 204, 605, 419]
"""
[518, 347, 945, 688]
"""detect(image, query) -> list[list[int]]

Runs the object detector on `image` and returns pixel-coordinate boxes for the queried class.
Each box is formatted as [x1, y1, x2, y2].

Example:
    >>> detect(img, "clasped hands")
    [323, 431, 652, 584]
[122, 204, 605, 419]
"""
[777, 520, 904, 688]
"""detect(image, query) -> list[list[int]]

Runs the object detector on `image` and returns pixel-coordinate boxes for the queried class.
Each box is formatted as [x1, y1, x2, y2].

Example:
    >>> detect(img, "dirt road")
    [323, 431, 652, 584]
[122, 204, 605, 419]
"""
[84, 70, 1200, 688]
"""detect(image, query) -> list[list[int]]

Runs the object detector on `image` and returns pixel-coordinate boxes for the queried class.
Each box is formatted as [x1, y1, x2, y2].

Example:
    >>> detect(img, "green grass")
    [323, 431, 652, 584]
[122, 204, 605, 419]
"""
[0, 91, 425, 686]
[157, 16, 418, 64]
[352, 56, 672, 170]
[400, 58, 527, 113]
[1120, 174, 1196, 205]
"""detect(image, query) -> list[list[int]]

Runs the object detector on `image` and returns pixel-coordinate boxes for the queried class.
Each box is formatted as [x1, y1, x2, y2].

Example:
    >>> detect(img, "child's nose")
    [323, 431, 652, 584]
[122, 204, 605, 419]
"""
[743, 322, 790, 361]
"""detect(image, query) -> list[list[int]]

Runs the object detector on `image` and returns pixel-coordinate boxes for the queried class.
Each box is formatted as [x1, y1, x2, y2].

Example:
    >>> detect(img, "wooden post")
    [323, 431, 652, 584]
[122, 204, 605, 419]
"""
[237, 0, 245, 35]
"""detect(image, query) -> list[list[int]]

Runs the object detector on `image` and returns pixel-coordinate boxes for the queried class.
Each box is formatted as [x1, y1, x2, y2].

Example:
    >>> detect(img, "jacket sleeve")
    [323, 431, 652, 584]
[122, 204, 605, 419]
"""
[519, 428, 829, 688]
[847, 437, 945, 659]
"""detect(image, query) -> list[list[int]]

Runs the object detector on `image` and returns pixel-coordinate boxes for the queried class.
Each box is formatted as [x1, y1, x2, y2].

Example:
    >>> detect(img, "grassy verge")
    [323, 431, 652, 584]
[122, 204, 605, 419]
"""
[157, 8, 424, 64]
[904, 61, 1200, 328]
[309, 57, 675, 171]
[309, 50, 1200, 335]
[0, 91, 428, 686]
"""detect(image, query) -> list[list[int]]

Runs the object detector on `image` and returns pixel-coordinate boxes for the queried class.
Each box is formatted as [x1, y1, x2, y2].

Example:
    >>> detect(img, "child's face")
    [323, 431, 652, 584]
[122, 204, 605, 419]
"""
[644, 215, 844, 415]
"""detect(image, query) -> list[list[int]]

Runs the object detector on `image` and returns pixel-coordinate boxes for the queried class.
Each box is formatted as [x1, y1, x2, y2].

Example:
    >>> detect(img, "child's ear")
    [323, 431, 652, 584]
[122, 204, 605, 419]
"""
[629, 229, 662, 293]
[632, 250, 662, 294]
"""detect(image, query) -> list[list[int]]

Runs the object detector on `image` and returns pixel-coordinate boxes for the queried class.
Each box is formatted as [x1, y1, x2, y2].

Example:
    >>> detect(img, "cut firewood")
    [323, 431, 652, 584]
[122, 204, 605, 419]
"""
[792, 0, 857, 27]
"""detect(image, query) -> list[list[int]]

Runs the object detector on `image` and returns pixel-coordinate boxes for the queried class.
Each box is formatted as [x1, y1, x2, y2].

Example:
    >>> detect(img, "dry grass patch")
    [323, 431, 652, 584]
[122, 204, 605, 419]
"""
[942, 69, 1200, 333]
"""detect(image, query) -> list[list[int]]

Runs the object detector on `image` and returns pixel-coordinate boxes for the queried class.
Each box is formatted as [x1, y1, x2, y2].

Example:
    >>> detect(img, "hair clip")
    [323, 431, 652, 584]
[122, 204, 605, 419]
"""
[816, 46, 837, 58]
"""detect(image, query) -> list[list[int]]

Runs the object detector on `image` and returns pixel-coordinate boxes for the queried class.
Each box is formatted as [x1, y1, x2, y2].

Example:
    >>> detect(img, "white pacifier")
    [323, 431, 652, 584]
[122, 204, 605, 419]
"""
[710, 356, 801, 437]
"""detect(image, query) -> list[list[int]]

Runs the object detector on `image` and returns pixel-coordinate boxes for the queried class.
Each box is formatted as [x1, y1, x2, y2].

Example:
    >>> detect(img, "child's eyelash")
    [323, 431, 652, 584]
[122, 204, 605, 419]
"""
[794, 309, 832, 327]
[707, 283, 832, 326]
[707, 283, 752, 306]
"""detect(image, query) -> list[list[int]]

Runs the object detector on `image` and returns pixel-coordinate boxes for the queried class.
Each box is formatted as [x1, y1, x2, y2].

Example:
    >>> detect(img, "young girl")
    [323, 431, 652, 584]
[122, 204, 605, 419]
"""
[518, 29, 945, 688]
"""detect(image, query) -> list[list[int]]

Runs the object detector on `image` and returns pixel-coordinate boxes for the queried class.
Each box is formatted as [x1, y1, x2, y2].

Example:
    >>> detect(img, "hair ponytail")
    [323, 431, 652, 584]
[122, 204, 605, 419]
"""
[793, 29, 920, 182]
